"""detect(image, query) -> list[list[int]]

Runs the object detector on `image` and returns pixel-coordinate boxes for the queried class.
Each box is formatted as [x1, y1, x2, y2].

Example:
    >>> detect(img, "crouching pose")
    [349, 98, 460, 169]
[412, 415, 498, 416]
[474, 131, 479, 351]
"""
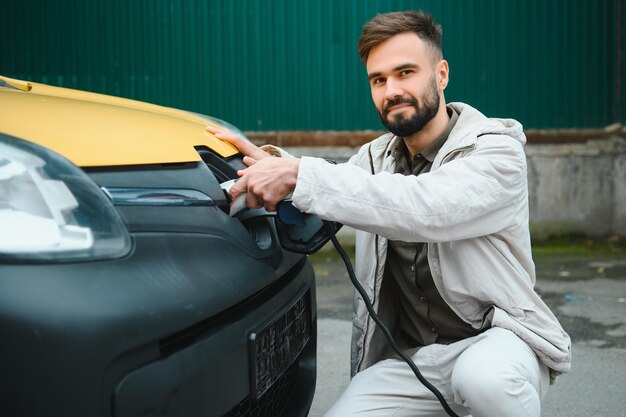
[208, 10, 571, 417]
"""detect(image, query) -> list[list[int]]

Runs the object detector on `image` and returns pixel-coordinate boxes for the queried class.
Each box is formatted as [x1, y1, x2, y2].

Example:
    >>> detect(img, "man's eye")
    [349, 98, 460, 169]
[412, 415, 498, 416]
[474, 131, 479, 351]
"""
[372, 78, 385, 85]
[400, 70, 414, 77]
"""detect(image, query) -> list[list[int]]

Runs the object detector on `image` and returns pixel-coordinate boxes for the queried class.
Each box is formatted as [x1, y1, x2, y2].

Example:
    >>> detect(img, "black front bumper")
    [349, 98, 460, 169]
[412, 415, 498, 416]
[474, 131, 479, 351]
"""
[0, 230, 317, 417]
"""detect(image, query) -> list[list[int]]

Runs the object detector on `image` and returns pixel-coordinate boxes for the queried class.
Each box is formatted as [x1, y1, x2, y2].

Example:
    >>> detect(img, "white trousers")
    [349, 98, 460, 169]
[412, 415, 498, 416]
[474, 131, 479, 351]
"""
[324, 327, 550, 417]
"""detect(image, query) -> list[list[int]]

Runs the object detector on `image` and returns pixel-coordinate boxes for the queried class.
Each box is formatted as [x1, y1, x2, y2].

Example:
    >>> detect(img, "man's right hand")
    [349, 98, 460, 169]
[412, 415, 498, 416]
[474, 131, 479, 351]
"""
[205, 125, 270, 167]
[205, 125, 301, 213]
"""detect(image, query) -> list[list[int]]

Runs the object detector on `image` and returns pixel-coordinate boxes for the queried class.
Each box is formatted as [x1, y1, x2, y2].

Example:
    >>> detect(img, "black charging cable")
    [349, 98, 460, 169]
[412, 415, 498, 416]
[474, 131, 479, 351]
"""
[323, 221, 460, 417]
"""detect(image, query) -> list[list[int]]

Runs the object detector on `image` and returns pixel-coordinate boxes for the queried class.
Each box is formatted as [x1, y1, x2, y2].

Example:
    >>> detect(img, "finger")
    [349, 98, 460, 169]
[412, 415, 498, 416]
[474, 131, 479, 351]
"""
[263, 192, 283, 213]
[242, 156, 258, 166]
[206, 126, 269, 160]
[205, 126, 240, 143]
[205, 125, 229, 135]
[206, 126, 249, 150]
[246, 192, 263, 209]
[220, 134, 269, 161]
[265, 202, 277, 213]
[229, 176, 248, 200]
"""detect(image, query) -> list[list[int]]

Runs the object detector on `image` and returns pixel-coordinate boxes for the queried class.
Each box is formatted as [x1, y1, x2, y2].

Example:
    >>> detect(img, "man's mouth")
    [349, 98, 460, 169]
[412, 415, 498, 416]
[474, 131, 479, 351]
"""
[387, 103, 413, 114]
[383, 98, 417, 117]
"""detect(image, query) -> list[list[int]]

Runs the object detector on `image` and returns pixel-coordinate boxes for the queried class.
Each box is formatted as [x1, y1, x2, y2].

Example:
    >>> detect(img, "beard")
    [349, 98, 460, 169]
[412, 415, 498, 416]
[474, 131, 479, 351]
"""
[378, 77, 440, 137]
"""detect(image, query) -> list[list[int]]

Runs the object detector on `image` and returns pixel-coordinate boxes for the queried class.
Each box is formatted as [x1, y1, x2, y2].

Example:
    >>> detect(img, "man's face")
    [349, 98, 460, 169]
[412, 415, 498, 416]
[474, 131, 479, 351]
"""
[366, 32, 445, 137]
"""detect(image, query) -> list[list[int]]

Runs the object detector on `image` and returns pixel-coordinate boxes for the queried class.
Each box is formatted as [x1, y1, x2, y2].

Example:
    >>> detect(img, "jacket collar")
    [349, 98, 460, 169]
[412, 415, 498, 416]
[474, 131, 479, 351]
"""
[374, 102, 525, 172]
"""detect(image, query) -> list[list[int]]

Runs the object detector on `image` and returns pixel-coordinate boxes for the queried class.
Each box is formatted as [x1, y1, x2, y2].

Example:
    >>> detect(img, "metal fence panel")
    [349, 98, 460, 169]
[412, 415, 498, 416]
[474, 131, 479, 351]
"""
[1, 0, 621, 130]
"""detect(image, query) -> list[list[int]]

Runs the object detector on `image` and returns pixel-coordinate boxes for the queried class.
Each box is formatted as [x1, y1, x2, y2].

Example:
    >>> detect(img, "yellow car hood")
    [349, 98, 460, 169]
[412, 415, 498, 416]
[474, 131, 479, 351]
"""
[0, 76, 238, 167]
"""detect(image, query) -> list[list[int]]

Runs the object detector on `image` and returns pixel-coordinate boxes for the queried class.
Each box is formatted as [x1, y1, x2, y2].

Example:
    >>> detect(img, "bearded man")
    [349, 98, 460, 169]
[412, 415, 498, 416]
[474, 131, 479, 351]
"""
[207, 10, 571, 417]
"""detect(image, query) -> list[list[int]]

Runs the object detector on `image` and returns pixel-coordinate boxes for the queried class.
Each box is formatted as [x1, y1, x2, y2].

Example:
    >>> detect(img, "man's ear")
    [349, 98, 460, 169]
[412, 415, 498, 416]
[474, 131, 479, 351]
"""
[437, 59, 449, 90]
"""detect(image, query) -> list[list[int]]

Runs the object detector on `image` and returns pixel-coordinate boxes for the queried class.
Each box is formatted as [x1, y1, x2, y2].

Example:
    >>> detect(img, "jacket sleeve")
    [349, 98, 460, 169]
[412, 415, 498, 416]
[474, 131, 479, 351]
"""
[292, 134, 528, 242]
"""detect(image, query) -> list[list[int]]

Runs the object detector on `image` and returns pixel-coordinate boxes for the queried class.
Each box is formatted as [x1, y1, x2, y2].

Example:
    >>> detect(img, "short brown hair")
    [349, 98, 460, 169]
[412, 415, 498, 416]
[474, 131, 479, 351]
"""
[357, 11, 443, 64]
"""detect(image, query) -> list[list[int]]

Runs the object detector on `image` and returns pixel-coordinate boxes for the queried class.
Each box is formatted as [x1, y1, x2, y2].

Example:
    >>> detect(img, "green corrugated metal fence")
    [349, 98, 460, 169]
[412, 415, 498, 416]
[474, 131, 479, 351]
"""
[1, 0, 623, 130]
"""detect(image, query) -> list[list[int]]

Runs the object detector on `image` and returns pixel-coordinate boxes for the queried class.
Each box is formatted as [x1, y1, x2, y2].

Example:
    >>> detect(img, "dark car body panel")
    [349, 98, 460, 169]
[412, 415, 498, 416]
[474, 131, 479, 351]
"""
[0, 213, 317, 416]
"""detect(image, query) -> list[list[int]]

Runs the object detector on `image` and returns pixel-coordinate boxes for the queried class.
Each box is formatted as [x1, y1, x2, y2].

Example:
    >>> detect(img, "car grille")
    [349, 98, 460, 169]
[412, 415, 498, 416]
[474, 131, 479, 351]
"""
[223, 362, 299, 417]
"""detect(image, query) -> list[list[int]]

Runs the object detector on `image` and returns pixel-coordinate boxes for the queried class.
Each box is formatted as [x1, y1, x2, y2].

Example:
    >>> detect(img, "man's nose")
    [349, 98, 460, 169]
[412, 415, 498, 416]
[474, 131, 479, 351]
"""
[384, 78, 403, 100]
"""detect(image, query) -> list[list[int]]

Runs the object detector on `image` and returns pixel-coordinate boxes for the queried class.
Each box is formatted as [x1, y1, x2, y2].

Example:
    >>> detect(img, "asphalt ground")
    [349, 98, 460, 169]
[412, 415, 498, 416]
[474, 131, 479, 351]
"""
[307, 233, 626, 417]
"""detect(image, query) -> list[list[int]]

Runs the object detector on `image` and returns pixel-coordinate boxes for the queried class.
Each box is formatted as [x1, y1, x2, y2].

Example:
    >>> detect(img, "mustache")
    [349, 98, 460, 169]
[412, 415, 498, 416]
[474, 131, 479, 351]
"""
[382, 97, 418, 117]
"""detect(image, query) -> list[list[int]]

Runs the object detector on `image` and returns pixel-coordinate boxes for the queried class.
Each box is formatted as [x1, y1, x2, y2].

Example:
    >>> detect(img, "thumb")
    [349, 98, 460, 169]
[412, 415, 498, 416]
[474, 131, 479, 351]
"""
[229, 176, 248, 201]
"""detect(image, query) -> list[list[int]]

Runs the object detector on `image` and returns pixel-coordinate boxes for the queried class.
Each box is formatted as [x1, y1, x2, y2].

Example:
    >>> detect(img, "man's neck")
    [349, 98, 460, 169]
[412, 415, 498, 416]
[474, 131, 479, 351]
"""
[403, 104, 450, 158]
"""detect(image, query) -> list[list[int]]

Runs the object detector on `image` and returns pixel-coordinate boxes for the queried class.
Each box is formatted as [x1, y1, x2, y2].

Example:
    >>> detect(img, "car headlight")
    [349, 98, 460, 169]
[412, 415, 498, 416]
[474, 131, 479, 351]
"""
[0, 134, 132, 262]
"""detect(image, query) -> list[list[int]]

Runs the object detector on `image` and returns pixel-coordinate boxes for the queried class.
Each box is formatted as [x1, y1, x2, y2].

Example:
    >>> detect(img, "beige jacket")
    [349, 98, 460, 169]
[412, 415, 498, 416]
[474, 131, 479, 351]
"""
[291, 102, 571, 380]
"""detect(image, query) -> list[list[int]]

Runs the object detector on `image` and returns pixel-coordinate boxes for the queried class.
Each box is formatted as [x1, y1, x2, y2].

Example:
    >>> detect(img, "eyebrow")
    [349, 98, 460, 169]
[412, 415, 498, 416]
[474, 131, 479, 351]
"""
[367, 63, 420, 81]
